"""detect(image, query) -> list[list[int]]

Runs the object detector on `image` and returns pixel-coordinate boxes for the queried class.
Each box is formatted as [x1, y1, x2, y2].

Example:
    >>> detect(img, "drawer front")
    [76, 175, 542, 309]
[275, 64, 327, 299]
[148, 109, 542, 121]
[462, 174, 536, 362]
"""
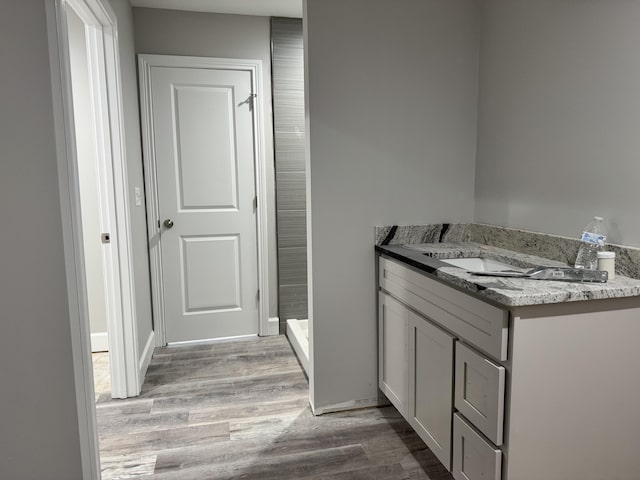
[455, 342, 505, 446]
[379, 257, 509, 361]
[452, 413, 502, 480]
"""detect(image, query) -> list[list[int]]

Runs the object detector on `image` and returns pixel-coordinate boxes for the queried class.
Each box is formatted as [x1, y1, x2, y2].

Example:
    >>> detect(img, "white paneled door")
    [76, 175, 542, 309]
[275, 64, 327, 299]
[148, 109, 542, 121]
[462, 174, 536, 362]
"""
[150, 66, 259, 343]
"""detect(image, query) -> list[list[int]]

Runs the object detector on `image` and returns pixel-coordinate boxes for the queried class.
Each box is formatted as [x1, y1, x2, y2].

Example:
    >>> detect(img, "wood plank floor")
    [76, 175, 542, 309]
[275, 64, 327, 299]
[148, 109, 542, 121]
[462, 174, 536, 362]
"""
[95, 335, 453, 480]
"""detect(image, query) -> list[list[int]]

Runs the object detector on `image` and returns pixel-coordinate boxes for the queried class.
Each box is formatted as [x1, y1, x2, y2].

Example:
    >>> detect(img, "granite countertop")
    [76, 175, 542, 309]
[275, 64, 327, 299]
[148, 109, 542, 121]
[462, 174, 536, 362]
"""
[376, 242, 640, 308]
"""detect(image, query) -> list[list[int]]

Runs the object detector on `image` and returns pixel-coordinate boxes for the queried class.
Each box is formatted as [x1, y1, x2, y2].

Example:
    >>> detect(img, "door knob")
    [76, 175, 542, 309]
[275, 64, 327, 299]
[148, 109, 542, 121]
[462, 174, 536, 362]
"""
[163, 219, 174, 229]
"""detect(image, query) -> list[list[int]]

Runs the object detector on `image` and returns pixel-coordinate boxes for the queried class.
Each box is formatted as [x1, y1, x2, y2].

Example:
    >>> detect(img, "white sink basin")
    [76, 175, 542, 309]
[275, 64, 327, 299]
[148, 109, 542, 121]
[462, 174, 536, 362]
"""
[440, 257, 522, 272]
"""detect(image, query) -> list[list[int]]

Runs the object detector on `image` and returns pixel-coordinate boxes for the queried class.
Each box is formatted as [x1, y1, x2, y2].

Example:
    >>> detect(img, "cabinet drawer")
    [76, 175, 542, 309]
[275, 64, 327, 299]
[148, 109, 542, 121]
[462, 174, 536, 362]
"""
[452, 413, 502, 480]
[379, 257, 509, 361]
[455, 342, 505, 446]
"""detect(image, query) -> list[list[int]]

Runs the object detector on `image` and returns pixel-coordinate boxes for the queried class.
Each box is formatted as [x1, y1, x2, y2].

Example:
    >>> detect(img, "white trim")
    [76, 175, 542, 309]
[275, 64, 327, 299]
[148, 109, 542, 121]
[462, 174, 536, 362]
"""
[78, 3, 128, 399]
[302, 3, 315, 418]
[137, 55, 164, 347]
[286, 319, 309, 374]
[62, 0, 141, 399]
[46, 4, 100, 478]
[311, 397, 381, 416]
[267, 316, 280, 336]
[91, 332, 109, 352]
[138, 54, 273, 346]
[87, 0, 141, 399]
[138, 330, 155, 387]
[48, 0, 143, 476]
[168, 334, 258, 347]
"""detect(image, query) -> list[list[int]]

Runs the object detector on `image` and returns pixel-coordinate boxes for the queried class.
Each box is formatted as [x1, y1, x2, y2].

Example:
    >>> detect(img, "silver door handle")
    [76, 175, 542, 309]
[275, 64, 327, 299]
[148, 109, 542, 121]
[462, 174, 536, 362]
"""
[163, 219, 174, 229]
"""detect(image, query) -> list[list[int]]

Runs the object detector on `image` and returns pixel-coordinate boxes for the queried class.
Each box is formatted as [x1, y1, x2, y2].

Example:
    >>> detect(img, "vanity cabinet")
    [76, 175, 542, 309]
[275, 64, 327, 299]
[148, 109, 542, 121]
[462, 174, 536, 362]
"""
[378, 254, 640, 480]
[379, 256, 502, 475]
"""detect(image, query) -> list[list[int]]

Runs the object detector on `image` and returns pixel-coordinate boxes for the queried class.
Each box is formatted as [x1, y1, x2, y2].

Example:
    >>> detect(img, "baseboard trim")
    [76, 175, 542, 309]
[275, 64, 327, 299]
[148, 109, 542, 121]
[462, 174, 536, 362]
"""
[311, 396, 382, 416]
[91, 332, 108, 352]
[138, 330, 155, 387]
[167, 334, 257, 347]
[286, 319, 309, 375]
[260, 316, 279, 336]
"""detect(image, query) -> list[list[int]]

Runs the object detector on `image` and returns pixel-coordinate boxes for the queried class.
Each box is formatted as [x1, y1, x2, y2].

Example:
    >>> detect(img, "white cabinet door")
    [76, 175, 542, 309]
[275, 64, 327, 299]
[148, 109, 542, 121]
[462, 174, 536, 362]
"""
[378, 292, 409, 416]
[408, 310, 455, 470]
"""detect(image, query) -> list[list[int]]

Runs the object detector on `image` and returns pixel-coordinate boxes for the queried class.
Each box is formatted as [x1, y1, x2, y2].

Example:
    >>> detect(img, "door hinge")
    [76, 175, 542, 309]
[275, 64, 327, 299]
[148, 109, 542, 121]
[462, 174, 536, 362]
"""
[253, 196, 258, 211]
[256, 289, 260, 301]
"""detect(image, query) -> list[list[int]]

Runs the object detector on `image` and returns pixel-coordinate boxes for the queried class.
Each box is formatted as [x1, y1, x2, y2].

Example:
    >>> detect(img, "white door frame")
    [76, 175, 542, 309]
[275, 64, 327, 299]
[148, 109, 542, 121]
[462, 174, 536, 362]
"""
[47, 0, 142, 476]
[139, 54, 276, 346]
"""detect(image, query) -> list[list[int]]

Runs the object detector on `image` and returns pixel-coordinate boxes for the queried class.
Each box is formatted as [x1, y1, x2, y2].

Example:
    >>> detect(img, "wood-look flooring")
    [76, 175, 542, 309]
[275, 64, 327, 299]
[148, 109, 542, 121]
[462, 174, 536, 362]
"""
[94, 335, 452, 480]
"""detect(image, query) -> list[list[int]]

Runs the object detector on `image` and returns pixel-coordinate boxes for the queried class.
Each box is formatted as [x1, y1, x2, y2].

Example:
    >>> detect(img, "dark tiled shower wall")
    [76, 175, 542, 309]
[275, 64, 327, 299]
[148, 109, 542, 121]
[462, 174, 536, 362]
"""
[272, 18, 308, 332]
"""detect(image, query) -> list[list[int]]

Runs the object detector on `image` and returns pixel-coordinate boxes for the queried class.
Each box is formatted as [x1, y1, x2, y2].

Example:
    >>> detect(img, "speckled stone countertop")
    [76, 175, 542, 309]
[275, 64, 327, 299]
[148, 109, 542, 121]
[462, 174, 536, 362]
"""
[376, 242, 640, 308]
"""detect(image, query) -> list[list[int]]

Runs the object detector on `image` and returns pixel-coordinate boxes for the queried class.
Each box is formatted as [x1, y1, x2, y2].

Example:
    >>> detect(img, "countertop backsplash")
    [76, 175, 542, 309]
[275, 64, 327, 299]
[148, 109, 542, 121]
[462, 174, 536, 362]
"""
[375, 223, 640, 280]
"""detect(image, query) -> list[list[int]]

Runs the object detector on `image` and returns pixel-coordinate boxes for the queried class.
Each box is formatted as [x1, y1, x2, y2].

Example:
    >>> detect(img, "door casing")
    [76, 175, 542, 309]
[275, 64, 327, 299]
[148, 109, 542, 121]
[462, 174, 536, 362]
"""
[47, 0, 147, 477]
[138, 54, 277, 346]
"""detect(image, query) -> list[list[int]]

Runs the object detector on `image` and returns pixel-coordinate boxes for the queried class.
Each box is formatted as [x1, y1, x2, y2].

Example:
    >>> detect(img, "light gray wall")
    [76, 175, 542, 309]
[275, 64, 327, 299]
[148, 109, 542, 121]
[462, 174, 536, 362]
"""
[68, 8, 108, 339]
[475, 0, 640, 247]
[272, 18, 308, 329]
[304, 0, 479, 412]
[132, 7, 279, 319]
[0, 1, 83, 478]
[108, 0, 154, 356]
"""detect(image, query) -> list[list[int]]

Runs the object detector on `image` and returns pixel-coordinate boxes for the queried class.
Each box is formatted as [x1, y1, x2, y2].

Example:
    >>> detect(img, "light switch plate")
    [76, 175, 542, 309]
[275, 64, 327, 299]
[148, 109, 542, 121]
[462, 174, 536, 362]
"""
[134, 187, 142, 207]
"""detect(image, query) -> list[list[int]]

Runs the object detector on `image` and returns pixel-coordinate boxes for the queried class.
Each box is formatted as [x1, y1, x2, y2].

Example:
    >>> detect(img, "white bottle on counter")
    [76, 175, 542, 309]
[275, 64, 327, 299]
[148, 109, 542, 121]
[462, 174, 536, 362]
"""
[574, 216, 607, 270]
[597, 251, 615, 280]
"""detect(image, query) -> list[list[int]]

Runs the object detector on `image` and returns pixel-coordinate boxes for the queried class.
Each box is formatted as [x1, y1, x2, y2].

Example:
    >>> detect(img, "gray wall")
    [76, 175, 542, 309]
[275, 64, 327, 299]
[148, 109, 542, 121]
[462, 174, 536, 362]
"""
[109, 0, 154, 357]
[133, 7, 279, 319]
[272, 18, 308, 328]
[0, 1, 83, 478]
[475, 0, 640, 247]
[68, 8, 108, 340]
[304, 0, 479, 412]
